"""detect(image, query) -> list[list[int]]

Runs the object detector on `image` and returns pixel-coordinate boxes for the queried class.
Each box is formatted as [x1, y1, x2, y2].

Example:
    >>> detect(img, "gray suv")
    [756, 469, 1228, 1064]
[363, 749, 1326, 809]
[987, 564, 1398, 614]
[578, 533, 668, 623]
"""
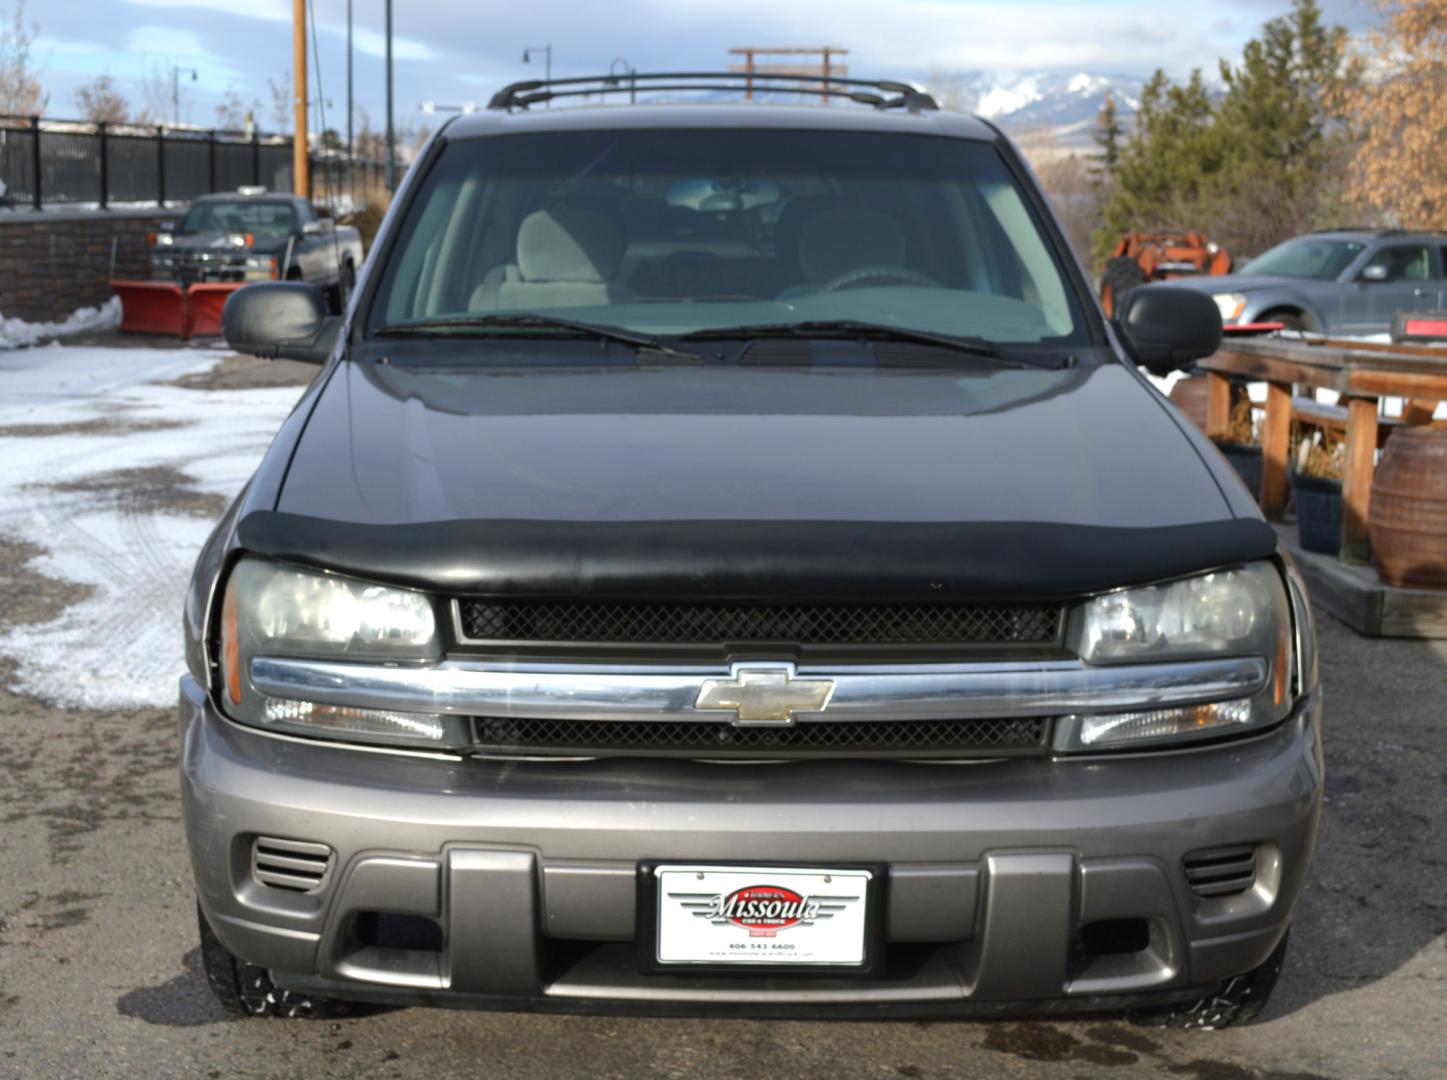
[1173, 228, 1447, 335]
[184, 72, 1322, 1028]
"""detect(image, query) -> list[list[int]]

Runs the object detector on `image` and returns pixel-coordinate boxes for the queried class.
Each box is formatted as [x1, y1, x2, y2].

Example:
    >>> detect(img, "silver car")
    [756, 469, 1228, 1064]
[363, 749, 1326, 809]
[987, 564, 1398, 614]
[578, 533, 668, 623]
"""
[1173, 229, 1447, 335]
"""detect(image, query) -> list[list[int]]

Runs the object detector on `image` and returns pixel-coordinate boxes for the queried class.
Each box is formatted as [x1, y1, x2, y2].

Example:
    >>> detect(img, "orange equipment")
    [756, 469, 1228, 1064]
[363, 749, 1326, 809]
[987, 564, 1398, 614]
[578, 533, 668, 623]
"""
[1099, 232, 1232, 317]
[111, 279, 245, 339]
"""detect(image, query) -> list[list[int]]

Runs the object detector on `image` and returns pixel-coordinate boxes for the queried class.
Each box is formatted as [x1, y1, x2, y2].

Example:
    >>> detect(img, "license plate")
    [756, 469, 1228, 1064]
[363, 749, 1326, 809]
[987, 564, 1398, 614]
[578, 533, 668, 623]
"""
[651, 864, 874, 968]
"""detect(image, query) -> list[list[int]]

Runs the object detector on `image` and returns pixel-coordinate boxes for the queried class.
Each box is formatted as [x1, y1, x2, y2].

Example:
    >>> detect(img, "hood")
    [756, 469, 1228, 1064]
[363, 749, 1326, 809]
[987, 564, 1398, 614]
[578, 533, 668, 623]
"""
[245, 357, 1273, 601]
[1169, 272, 1310, 295]
[167, 232, 290, 255]
[279, 359, 1230, 528]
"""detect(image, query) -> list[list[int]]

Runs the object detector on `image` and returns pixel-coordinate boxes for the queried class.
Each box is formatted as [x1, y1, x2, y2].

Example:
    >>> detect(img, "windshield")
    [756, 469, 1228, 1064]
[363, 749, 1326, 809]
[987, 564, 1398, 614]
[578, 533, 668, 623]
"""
[367, 129, 1088, 348]
[181, 200, 296, 237]
[1240, 237, 1366, 281]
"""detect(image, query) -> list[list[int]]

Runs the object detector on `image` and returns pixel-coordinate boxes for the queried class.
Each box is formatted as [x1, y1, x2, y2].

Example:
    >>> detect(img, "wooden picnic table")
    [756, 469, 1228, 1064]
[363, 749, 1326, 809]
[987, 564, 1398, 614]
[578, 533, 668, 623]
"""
[1197, 337, 1447, 562]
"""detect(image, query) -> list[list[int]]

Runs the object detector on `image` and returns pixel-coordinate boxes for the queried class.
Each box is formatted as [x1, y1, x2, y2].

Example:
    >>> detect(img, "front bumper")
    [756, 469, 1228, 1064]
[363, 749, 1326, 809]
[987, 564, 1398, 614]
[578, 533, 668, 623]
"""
[180, 675, 1323, 1017]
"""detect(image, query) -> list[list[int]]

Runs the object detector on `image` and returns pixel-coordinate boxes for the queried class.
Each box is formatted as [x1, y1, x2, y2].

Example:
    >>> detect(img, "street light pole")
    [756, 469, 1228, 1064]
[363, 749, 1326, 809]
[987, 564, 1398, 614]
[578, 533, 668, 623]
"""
[171, 66, 198, 125]
[346, 0, 353, 201]
[609, 56, 635, 103]
[386, 0, 395, 190]
[522, 45, 552, 106]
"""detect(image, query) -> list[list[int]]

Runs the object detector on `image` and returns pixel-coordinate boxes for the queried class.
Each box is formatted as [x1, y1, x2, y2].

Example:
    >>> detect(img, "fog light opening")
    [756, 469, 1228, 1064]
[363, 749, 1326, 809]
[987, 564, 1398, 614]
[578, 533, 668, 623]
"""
[352, 911, 444, 953]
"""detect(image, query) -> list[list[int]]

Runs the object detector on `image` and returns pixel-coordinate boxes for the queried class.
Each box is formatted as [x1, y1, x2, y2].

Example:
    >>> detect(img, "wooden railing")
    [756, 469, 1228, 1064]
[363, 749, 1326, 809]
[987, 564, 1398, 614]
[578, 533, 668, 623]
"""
[1197, 337, 1447, 562]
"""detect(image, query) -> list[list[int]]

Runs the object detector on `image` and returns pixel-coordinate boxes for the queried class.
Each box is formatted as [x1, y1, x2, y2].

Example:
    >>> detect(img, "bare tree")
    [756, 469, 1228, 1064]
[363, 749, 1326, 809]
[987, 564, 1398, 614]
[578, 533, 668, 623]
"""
[214, 86, 259, 133]
[267, 72, 291, 134]
[135, 61, 174, 125]
[73, 73, 128, 123]
[0, 2, 48, 116]
[924, 64, 971, 113]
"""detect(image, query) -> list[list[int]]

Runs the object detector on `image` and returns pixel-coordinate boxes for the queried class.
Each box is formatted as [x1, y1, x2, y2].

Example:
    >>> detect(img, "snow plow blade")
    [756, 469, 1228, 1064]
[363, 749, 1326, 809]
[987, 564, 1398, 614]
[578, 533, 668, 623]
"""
[110, 280, 246, 339]
[187, 283, 244, 338]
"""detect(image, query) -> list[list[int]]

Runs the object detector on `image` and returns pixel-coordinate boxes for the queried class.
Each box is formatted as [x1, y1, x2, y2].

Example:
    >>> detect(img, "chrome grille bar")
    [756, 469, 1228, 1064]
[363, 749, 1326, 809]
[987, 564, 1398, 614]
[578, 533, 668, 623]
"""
[249, 656, 1268, 724]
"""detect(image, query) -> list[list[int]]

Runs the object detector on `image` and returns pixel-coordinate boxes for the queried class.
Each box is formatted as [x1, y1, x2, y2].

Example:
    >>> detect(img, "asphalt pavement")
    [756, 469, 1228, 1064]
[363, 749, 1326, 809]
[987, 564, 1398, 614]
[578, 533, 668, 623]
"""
[0, 350, 1441, 1080]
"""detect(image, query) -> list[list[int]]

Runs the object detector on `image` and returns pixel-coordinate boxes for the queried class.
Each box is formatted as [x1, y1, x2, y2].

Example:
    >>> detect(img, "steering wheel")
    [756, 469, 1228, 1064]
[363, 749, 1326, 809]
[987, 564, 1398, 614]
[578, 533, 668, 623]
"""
[817, 265, 941, 294]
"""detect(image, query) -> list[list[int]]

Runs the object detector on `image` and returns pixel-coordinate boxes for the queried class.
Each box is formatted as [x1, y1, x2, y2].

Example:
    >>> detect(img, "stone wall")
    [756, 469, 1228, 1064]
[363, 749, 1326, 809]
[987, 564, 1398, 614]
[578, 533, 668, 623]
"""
[0, 209, 184, 323]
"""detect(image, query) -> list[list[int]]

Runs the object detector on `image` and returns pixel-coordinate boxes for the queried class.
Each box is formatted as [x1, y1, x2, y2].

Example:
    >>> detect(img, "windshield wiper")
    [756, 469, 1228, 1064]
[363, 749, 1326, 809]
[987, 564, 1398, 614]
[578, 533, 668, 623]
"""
[374, 314, 704, 363]
[680, 320, 1050, 367]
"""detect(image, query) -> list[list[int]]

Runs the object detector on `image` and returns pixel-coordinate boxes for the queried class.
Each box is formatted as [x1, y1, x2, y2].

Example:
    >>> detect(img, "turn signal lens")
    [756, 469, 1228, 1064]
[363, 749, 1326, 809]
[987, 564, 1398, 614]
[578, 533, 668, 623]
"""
[1071, 699, 1254, 748]
[261, 698, 448, 743]
[222, 577, 242, 705]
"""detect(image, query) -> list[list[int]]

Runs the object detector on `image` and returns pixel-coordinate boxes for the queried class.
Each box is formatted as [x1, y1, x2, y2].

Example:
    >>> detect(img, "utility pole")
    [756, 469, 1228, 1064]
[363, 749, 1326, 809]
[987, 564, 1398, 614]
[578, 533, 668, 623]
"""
[386, 0, 395, 191]
[292, 0, 309, 195]
[346, 0, 353, 201]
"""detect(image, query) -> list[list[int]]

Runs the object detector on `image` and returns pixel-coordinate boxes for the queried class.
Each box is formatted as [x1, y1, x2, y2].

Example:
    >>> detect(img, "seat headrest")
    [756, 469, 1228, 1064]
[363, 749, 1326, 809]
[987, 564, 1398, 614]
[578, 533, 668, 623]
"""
[798, 209, 906, 283]
[516, 207, 625, 283]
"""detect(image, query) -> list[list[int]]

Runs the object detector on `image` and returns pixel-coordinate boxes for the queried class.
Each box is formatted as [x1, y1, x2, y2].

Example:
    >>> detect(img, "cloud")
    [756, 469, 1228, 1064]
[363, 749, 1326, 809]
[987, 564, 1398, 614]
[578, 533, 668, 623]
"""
[36, 0, 1378, 135]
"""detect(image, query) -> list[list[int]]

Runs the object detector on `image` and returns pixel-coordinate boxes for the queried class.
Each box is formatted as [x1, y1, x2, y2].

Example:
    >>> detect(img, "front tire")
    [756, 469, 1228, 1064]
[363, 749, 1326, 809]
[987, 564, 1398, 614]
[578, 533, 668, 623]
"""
[1100, 256, 1147, 317]
[197, 903, 350, 1019]
[1129, 930, 1290, 1030]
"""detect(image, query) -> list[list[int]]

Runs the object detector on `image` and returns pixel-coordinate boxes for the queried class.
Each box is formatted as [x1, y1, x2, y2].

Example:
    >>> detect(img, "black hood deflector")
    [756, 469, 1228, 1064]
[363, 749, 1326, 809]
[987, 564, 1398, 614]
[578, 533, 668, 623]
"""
[235, 512, 1278, 602]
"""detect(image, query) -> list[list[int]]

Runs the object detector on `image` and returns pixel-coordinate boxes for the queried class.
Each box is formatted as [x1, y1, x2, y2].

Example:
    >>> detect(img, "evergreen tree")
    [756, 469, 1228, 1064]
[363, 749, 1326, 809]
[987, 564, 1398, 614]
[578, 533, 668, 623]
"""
[1092, 0, 1358, 261]
[1091, 90, 1123, 188]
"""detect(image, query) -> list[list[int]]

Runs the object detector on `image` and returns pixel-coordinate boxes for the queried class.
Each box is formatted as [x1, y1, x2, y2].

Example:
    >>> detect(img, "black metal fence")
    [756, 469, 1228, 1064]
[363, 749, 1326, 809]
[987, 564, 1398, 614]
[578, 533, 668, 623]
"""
[0, 116, 387, 211]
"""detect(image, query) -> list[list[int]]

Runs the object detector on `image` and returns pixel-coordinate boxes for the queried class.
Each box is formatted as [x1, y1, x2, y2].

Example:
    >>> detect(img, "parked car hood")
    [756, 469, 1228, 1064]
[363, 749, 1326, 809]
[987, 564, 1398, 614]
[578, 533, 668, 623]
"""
[1171, 273, 1313, 295]
[243, 357, 1273, 601]
[167, 232, 290, 255]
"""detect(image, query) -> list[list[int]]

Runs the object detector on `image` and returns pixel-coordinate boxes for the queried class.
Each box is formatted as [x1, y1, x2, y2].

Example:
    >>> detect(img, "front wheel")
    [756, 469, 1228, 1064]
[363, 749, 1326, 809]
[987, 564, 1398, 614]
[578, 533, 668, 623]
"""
[197, 903, 351, 1019]
[1129, 930, 1290, 1030]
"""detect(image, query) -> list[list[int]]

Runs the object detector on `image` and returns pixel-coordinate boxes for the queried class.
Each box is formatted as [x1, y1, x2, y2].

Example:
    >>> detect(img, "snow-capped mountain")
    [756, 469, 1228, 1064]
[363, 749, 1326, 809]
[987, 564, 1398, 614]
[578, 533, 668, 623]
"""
[934, 71, 1147, 150]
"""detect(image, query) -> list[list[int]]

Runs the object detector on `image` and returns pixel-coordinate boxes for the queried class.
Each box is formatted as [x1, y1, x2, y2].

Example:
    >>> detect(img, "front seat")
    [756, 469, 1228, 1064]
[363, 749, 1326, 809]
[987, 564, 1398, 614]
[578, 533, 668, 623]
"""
[778, 208, 906, 299]
[479, 206, 630, 311]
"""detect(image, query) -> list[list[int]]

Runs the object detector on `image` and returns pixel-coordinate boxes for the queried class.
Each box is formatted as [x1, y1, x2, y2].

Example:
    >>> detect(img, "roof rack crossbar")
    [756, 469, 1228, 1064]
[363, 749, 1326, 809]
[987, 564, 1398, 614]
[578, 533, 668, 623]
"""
[487, 71, 938, 113]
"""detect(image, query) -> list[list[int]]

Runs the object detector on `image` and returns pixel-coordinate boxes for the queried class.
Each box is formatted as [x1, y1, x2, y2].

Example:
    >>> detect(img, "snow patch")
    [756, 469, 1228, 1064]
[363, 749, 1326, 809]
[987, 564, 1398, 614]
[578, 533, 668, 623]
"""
[976, 76, 1042, 118]
[0, 345, 306, 709]
[0, 297, 122, 350]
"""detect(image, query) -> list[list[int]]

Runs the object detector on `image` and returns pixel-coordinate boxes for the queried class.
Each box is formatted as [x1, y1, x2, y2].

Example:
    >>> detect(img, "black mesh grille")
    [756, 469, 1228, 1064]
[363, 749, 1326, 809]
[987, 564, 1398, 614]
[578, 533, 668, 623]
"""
[473, 715, 1049, 758]
[457, 599, 1060, 647]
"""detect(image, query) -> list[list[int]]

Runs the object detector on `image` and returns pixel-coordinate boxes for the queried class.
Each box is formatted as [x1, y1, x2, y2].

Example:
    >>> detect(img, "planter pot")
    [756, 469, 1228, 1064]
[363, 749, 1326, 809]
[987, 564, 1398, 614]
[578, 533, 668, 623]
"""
[1215, 441, 1262, 501]
[1369, 427, 1447, 588]
[1167, 374, 1211, 433]
[1289, 470, 1342, 555]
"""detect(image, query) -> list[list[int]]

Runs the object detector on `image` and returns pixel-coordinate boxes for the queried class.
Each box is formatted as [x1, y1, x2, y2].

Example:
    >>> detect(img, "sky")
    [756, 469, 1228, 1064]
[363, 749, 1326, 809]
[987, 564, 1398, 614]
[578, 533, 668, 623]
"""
[20, 0, 1379, 134]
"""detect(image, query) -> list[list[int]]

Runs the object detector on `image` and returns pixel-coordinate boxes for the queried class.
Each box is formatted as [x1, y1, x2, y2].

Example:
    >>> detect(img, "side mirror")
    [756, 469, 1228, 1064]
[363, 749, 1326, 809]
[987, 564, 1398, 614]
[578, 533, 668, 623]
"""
[1359, 264, 1388, 283]
[302, 220, 329, 236]
[1115, 284, 1223, 376]
[222, 282, 339, 364]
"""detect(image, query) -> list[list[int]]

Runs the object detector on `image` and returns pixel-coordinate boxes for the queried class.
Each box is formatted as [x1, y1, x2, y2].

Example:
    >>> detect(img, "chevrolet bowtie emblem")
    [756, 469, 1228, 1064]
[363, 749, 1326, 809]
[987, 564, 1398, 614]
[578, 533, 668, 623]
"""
[694, 665, 836, 726]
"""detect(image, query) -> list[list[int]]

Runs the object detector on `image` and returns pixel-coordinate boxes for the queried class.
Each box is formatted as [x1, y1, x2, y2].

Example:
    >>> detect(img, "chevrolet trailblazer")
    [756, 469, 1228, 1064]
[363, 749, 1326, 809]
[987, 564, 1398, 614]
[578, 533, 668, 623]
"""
[183, 72, 1322, 1028]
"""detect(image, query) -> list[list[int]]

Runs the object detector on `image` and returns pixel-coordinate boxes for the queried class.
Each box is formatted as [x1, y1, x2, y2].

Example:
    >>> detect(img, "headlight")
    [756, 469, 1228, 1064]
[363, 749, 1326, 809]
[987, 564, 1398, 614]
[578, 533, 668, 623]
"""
[1056, 563, 1294, 751]
[217, 559, 467, 749]
[1212, 292, 1247, 323]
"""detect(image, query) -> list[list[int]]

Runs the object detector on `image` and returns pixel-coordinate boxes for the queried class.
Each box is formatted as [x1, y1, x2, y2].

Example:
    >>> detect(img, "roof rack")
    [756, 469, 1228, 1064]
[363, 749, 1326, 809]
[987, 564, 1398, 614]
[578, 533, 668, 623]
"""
[486, 71, 939, 113]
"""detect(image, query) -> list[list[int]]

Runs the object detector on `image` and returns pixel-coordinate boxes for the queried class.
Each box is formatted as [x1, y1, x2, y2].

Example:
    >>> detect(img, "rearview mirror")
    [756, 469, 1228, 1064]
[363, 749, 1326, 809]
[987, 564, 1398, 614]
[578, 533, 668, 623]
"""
[1359, 264, 1388, 283]
[222, 282, 339, 365]
[666, 178, 782, 212]
[1115, 284, 1223, 376]
[302, 219, 331, 236]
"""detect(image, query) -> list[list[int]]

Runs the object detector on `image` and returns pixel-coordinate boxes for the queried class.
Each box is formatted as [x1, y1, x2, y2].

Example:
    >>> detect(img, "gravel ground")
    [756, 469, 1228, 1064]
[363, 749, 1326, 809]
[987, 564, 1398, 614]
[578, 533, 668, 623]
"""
[0, 348, 1442, 1080]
